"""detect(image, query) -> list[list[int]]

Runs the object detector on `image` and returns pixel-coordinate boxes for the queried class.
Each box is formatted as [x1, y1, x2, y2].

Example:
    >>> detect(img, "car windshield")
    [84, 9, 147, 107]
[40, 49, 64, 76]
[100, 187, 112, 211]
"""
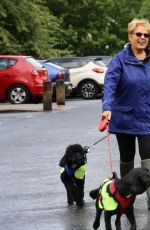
[46, 62, 65, 70]
[93, 60, 106, 67]
[25, 57, 43, 68]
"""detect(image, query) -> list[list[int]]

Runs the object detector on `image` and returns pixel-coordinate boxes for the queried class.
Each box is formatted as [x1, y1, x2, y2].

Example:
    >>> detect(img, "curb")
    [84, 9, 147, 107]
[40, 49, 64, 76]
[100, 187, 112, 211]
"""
[0, 103, 65, 113]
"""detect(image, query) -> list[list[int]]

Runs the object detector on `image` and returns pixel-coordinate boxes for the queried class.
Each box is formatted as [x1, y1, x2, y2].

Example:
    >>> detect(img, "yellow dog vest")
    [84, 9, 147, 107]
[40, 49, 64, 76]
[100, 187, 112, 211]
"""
[60, 164, 86, 179]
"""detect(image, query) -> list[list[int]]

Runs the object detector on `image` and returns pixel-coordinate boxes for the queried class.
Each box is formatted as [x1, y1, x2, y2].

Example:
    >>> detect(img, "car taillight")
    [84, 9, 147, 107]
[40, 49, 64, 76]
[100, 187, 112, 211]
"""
[92, 68, 104, 73]
[32, 70, 38, 75]
[57, 72, 65, 78]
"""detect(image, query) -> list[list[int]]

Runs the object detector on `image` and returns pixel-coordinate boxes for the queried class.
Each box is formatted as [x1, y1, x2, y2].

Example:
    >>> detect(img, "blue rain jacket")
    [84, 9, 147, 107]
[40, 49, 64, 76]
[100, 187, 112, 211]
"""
[102, 44, 150, 134]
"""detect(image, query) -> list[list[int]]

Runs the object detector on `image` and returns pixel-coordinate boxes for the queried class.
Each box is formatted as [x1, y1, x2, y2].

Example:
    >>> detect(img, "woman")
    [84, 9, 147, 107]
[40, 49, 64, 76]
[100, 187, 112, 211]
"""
[102, 18, 150, 210]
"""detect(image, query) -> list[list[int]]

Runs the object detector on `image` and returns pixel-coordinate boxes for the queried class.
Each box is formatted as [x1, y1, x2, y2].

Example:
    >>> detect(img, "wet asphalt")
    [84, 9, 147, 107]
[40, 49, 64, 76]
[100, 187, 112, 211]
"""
[0, 99, 149, 230]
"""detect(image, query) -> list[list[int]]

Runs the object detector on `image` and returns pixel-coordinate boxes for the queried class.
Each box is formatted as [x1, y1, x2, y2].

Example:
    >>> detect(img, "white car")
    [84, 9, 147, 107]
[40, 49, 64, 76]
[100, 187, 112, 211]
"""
[47, 57, 108, 99]
[69, 60, 107, 99]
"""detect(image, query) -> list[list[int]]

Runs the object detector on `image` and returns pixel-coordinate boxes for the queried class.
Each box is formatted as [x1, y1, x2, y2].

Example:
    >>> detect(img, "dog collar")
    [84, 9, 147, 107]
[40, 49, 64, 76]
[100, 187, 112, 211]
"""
[109, 181, 135, 214]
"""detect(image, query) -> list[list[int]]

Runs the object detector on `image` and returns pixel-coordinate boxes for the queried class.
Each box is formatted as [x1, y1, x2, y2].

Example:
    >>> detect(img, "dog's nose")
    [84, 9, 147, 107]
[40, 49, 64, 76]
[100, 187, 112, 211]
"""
[71, 164, 77, 169]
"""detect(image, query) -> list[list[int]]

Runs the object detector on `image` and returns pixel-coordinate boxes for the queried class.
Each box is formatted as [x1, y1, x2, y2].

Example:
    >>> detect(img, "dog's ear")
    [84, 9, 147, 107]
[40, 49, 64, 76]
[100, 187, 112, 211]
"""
[59, 155, 66, 167]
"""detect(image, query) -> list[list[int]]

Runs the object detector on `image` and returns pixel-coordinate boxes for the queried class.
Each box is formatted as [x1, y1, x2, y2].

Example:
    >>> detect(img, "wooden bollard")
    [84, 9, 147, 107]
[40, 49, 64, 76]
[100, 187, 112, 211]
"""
[43, 81, 53, 110]
[56, 80, 65, 105]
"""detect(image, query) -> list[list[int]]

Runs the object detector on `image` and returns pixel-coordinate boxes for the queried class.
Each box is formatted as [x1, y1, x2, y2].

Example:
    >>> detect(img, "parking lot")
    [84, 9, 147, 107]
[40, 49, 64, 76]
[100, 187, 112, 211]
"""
[0, 99, 149, 230]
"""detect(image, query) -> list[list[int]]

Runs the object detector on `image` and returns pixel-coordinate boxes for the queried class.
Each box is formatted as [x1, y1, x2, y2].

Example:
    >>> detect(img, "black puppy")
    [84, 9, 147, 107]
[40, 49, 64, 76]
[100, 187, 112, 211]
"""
[59, 144, 88, 207]
[90, 168, 150, 230]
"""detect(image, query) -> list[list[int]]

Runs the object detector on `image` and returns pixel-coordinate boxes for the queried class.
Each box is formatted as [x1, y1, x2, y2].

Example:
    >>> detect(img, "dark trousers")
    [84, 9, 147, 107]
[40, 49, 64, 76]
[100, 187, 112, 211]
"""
[116, 133, 150, 162]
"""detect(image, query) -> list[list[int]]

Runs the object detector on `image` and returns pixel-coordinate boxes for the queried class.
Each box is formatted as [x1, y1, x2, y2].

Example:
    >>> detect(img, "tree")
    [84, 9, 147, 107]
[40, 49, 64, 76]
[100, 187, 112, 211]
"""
[46, 0, 143, 56]
[0, 0, 148, 57]
[138, 0, 150, 19]
[0, 0, 72, 57]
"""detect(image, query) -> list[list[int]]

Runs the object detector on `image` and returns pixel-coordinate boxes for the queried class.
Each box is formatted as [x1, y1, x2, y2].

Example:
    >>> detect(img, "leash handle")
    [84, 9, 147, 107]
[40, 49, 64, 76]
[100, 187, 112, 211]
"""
[98, 116, 108, 132]
[106, 127, 113, 175]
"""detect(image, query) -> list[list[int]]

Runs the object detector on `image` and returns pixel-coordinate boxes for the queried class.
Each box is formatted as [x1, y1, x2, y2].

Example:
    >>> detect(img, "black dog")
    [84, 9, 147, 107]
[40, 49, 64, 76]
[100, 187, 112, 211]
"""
[90, 168, 150, 230]
[59, 144, 89, 207]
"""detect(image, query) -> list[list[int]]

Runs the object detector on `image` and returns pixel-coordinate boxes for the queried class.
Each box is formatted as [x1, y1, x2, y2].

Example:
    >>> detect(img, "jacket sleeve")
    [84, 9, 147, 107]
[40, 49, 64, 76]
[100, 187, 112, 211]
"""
[102, 55, 122, 112]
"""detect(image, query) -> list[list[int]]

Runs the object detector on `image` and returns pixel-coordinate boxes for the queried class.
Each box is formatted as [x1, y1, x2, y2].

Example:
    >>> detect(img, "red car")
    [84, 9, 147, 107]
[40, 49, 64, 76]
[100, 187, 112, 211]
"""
[0, 55, 49, 104]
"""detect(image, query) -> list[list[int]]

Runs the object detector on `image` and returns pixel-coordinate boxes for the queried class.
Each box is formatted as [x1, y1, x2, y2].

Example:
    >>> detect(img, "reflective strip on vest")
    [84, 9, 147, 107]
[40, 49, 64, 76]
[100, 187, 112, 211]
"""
[60, 167, 65, 173]
[60, 164, 86, 179]
[99, 179, 118, 211]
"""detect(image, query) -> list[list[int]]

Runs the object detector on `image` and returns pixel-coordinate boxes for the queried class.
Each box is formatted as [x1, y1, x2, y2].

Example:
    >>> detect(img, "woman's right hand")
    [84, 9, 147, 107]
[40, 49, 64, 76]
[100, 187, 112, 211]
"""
[102, 110, 112, 121]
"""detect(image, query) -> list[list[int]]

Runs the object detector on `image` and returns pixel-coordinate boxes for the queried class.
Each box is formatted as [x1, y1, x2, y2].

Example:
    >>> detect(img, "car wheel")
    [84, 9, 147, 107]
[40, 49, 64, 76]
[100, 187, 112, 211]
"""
[8, 85, 30, 104]
[79, 81, 98, 99]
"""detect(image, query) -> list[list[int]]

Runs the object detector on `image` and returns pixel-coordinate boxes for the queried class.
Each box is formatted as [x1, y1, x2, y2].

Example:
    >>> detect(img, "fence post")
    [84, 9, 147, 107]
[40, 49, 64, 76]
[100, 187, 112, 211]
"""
[56, 80, 65, 105]
[43, 81, 53, 111]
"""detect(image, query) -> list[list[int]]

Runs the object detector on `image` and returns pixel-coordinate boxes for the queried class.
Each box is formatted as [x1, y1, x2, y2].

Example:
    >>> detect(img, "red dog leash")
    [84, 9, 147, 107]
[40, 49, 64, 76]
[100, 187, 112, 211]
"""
[106, 126, 113, 174]
[98, 117, 113, 175]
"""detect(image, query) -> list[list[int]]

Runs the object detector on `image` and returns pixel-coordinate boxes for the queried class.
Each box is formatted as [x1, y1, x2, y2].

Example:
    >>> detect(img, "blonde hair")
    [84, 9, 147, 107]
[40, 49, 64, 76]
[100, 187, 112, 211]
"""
[128, 18, 150, 34]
